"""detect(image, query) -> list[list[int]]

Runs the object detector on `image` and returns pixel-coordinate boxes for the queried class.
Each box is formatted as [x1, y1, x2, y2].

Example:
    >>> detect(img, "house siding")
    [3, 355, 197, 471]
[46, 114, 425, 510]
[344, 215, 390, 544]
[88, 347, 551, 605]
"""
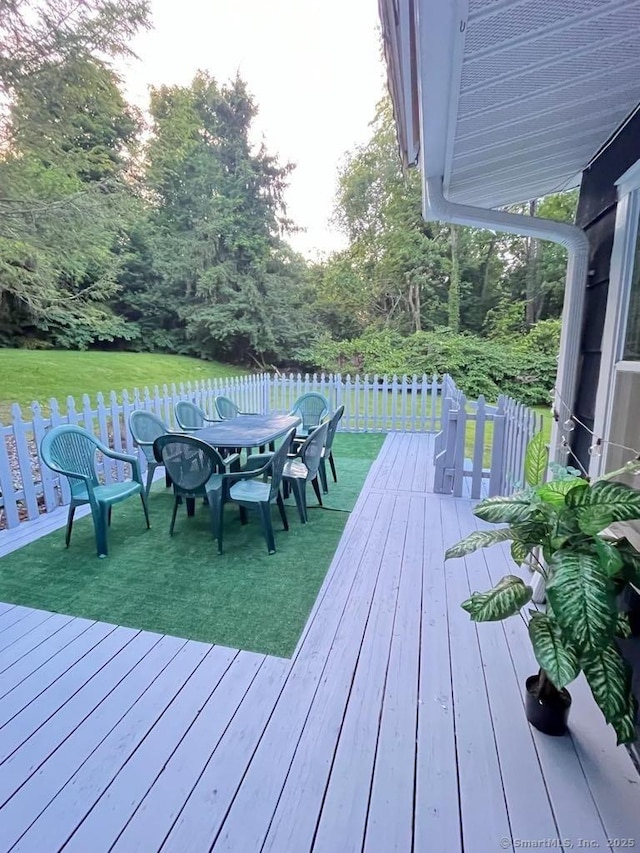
[575, 109, 640, 761]
[573, 110, 640, 467]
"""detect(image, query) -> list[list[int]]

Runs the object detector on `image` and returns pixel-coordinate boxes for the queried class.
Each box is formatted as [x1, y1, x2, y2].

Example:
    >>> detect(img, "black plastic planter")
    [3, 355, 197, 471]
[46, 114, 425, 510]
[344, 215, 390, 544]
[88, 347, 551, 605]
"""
[525, 674, 572, 736]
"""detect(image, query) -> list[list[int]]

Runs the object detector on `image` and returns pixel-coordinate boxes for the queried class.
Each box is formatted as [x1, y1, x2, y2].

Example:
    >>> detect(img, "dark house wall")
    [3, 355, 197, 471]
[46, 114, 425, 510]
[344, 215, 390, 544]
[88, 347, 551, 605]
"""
[573, 109, 640, 466]
[575, 108, 640, 765]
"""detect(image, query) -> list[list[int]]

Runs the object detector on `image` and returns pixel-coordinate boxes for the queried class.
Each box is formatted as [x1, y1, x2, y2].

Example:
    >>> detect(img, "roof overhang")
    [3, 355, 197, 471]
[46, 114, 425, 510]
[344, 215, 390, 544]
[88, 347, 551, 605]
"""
[381, 0, 640, 208]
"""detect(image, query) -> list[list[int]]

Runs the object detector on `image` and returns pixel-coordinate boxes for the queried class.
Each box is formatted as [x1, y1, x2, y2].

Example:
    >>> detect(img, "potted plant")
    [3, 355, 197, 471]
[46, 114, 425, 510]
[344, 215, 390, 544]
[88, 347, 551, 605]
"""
[445, 432, 640, 744]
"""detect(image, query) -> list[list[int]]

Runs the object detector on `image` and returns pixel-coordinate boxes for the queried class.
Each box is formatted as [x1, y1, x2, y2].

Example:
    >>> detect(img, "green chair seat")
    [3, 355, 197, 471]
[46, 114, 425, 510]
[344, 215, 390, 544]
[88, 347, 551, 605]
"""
[73, 480, 145, 505]
[229, 480, 272, 503]
[282, 459, 307, 479]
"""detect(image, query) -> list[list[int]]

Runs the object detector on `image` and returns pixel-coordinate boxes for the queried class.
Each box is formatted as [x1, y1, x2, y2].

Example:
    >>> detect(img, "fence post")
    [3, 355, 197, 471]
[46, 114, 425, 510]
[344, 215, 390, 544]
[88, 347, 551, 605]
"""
[452, 395, 467, 497]
[12, 403, 39, 521]
[471, 396, 486, 499]
[31, 402, 57, 512]
[489, 396, 506, 496]
[0, 419, 20, 528]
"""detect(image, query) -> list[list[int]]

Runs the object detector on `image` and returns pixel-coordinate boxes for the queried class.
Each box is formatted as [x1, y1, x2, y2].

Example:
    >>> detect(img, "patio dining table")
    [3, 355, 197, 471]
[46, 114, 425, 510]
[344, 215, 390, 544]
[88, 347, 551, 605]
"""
[193, 413, 301, 451]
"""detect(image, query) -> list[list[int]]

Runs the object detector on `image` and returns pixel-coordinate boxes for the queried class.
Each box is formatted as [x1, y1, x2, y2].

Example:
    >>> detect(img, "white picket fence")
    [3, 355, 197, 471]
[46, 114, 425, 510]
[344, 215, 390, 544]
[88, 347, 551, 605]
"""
[0, 371, 449, 530]
[433, 392, 543, 499]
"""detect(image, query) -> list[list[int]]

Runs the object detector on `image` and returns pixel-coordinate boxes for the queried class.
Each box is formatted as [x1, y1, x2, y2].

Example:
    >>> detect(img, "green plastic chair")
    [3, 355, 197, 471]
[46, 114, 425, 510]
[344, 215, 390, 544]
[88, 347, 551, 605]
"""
[282, 421, 329, 523]
[318, 404, 345, 493]
[213, 395, 259, 419]
[128, 410, 172, 497]
[175, 401, 218, 431]
[210, 428, 295, 555]
[153, 434, 239, 537]
[289, 392, 330, 438]
[40, 425, 149, 558]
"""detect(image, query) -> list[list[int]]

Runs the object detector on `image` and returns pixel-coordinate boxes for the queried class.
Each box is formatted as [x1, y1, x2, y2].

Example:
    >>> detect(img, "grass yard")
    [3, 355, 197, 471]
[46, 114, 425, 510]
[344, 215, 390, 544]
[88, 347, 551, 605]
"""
[0, 433, 384, 658]
[0, 349, 246, 422]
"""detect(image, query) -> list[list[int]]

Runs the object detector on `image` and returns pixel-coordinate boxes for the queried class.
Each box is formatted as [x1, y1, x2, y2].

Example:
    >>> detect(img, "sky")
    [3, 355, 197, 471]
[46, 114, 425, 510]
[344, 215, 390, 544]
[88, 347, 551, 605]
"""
[118, 0, 386, 259]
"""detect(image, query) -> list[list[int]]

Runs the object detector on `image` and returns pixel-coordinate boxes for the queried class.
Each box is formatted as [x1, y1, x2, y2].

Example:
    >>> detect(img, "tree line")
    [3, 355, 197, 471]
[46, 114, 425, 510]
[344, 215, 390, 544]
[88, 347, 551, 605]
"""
[0, 1, 574, 401]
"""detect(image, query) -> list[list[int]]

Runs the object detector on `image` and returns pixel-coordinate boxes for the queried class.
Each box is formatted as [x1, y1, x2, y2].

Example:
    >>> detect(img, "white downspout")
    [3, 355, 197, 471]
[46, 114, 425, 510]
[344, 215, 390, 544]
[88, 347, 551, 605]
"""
[424, 175, 590, 463]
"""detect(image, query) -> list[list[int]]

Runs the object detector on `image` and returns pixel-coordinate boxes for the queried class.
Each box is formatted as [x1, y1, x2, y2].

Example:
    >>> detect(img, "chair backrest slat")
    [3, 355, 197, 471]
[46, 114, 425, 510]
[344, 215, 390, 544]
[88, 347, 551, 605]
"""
[129, 411, 169, 462]
[214, 396, 240, 420]
[266, 429, 296, 499]
[175, 401, 207, 430]
[290, 393, 329, 432]
[153, 434, 225, 495]
[40, 425, 101, 496]
[299, 421, 329, 480]
[324, 404, 345, 453]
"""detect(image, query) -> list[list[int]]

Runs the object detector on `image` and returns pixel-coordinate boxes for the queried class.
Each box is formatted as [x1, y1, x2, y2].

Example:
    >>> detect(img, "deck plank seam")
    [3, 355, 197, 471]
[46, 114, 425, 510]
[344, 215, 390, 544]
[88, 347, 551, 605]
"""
[0, 618, 99, 700]
[0, 623, 122, 729]
[360, 494, 414, 852]
[440, 498, 466, 853]
[0, 631, 168, 815]
[306, 496, 400, 853]
[209, 492, 394, 852]
[62, 645, 242, 850]
[454, 500, 518, 850]
[0, 626, 142, 768]
[113, 652, 270, 852]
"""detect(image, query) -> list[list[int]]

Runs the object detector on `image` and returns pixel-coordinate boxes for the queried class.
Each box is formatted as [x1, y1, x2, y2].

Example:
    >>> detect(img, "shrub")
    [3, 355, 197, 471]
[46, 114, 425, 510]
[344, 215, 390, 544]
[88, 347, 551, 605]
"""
[302, 324, 559, 406]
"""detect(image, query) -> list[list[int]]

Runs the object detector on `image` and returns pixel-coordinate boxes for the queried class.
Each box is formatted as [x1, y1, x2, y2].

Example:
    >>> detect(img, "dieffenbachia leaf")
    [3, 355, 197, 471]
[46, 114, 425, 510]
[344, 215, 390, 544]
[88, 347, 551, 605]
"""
[537, 478, 587, 508]
[473, 495, 538, 525]
[581, 643, 634, 727]
[445, 528, 513, 559]
[615, 612, 632, 638]
[593, 536, 624, 577]
[546, 551, 616, 651]
[524, 431, 549, 487]
[461, 575, 532, 622]
[510, 539, 530, 566]
[528, 613, 579, 690]
[568, 480, 640, 535]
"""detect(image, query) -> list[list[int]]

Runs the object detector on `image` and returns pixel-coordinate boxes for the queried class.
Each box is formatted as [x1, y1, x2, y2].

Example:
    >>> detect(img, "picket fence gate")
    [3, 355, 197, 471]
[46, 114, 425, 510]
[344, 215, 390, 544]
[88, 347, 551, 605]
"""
[0, 371, 448, 530]
[433, 392, 542, 500]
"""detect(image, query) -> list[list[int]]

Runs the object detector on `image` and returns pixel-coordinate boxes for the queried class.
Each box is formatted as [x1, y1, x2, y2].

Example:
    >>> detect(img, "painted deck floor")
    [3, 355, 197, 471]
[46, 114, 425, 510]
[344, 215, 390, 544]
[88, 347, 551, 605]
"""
[0, 432, 639, 852]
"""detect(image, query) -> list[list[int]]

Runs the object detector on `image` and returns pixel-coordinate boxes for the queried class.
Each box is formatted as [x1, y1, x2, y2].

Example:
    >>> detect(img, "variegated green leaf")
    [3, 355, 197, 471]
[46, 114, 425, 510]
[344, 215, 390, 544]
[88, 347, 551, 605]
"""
[593, 536, 624, 577]
[612, 711, 638, 746]
[445, 528, 514, 560]
[546, 551, 616, 651]
[537, 478, 587, 508]
[568, 480, 640, 535]
[524, 432, 549, 487]
[528, 613, 579, 689]
[618, 542, 640, 586]
[612, 692, 640, 745]
[616, 612, 632, 638]
[473, 495, 538, 525]
[462, 575, 532, 622]
[581, 643, 634, 725]
[510, 539, 530, 566]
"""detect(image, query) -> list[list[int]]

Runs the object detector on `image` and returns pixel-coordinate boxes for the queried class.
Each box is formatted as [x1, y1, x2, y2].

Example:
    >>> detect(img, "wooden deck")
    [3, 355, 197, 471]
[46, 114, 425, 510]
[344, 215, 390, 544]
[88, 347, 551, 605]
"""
[0, 431, 639, 852]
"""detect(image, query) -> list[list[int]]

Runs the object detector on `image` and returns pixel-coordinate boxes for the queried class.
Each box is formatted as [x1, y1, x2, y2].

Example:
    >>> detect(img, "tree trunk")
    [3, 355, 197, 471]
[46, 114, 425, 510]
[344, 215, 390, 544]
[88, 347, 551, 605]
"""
[525, 199, 539, 325]
[448, 224, 461, 333]
[408, 280, 421, 332]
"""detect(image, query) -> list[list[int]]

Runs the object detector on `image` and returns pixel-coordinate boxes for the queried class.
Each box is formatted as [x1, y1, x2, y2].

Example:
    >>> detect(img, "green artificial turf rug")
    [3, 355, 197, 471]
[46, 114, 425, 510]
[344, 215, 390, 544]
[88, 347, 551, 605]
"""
[0, 433, 385, 657]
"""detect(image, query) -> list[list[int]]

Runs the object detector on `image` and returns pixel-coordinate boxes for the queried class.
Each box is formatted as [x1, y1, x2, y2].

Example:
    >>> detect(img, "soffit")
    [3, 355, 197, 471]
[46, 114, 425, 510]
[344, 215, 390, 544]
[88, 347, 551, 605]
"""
[445, 0, 640, 207]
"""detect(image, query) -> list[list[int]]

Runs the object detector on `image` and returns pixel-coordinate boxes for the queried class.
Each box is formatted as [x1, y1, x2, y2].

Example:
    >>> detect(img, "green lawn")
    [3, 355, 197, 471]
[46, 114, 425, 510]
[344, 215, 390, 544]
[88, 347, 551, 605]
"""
[0, 349, 246, 422]
[0, 434, 384, 657]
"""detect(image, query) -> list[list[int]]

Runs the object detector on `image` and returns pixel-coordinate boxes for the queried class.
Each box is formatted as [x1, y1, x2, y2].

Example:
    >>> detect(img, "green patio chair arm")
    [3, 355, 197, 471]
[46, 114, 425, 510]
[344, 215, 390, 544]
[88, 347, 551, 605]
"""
[101, 447, 144, 485]
[220, 461, 271, 484]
